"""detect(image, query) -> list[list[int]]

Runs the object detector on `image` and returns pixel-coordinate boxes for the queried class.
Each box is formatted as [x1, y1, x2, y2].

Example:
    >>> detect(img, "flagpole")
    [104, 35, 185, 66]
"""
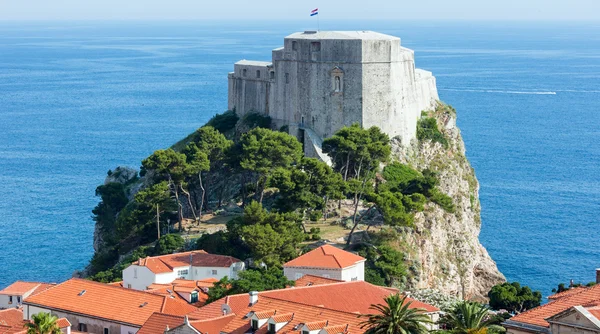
[317, 14, 320, 31]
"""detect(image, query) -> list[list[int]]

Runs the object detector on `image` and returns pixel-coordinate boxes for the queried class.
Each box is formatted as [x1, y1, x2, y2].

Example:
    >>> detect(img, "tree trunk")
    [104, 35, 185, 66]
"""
[156, 204, 161, 240]
[180, 184, 198, 221]
[345, 178, 367, 248]
[198, 171, 205, 221]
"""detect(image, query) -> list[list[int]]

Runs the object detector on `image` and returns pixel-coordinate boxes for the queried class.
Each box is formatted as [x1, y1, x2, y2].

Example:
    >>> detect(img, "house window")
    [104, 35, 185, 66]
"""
[251, 319, 259, 330]
[311, 42, 321, 52]
[79, 324, 87, 332]
[243, 69, 247, 77]
[211, 270, 218, 275]
[177, 269, 189, 276]
[127, 284, 132, 289]
[270, 71, 275, 80]
[17, 296, 20, 303]
[104, 328, 109, 334]
[191, 292, 198, 303]
[268, 323, 276, 333]
[285, 73, 289, 84]
[256, 70, 261, 78]
[302, 331, 309, 334]
[133, 268, 137, 278]
[8, 296, 12, 304]
[292, 41, 298, 50]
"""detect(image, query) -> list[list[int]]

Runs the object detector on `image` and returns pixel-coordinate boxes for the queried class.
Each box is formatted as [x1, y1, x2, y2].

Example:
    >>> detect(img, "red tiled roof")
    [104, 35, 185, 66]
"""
[190, 314, 236, 334]
[271, 313, 295, 323]
[56, 318, 71, 328]
[187, 280, 438, 334]
[305, 320, 329, 330]
[547, 287, 587, 300]
[508, 284, 600, 328]
[260, 281, 439, 314]
[137, 313, 187, 334]
[0, 309, 24, 327]
[134, 251, 242, 274]
[0, 282, 44, 295]
[321, 324, 349, 334]
[294, 275, 343, 287]
[284, 245, 365, 269]
[585, 305, 600, 320]
[23, 278, 197, 326]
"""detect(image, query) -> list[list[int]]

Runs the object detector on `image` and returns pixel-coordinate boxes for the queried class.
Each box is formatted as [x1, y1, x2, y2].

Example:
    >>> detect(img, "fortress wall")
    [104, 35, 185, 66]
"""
[227, 63, 272, 116]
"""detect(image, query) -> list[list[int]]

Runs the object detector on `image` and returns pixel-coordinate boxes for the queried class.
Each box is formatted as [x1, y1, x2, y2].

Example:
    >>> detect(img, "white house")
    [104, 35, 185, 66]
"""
[0, 281, 54, 309]
[283, 245, 365, 282]
[122, 251, 244, 291]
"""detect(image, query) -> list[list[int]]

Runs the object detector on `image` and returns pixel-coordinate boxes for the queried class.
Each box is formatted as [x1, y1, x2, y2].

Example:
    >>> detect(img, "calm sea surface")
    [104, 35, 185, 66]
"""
[1, 21, 599, 296]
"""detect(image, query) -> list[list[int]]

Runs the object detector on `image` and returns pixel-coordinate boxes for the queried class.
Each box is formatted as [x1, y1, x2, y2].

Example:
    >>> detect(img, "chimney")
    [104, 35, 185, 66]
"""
[184, 315, 190, 326]
[596, 269, 600, 284]
[249, 291, 259, 305]
[570, 279, 575, 288]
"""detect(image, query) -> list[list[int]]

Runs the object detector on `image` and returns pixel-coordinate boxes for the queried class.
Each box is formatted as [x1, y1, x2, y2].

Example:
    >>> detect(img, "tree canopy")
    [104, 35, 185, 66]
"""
[488, 282, 542, 313]
[207, 268, 294, 302]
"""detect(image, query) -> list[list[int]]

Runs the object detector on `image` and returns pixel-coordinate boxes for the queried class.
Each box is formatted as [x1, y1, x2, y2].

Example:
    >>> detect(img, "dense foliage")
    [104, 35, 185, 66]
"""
[90, 110, 457, 290]
[206, 268, 293, 302]
[441, 301, 494, 334]
[488, 282, 542, 313]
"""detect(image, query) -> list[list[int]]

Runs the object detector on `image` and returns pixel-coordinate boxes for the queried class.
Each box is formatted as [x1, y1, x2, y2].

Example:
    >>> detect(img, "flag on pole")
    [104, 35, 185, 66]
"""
[310, 8, 318, 16]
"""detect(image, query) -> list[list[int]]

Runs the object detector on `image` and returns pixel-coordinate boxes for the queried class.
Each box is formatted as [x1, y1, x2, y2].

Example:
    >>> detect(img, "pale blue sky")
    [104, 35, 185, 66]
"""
[0, 0, 599, 21]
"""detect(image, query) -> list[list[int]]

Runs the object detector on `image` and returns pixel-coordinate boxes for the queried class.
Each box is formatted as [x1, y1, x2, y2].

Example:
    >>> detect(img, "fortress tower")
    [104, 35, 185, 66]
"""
[228, 31, 439, 158]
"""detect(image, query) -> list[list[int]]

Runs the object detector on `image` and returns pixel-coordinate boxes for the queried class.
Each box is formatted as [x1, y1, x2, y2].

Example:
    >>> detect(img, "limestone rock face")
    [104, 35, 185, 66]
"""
[393, 106, 505, 301]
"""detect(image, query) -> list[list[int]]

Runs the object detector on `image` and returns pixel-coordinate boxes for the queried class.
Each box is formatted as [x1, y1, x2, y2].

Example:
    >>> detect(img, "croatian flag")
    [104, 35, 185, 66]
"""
[310, 8, 318, 16]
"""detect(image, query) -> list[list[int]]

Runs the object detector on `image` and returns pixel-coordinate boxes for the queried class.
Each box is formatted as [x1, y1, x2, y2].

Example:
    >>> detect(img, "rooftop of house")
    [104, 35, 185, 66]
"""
[139, 280, 437, 334]
[146, 278, 218, 307]
[0, 309, 27, 334]
[189, 280, 438, 320]
[283, 245, 365, 269]
[133, 250, 242, 274]
[547, 287, 588, 300]
[293, 275, 344, 287]
[23, 278, 198, 327]
[508, 284, 600, 328]
[55, 318, 71, 328]
[286, 31, 398, 41]
[0, 281, 55, 296]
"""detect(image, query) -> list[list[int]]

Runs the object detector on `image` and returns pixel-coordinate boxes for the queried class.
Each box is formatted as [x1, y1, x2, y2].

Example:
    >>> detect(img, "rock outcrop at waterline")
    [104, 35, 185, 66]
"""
[393, 105, 505, 301]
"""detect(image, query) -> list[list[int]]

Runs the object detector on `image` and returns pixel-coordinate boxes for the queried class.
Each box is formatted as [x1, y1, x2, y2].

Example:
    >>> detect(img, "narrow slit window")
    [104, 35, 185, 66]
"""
[292, 41, 298, 50]
[256, 70, 261, 78]
[242, 69, 247, 77]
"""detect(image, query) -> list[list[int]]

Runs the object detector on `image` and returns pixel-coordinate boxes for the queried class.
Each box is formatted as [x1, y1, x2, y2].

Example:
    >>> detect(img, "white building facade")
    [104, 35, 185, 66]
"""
[283, 245, 366, 282]
[122, 251, 244, 291]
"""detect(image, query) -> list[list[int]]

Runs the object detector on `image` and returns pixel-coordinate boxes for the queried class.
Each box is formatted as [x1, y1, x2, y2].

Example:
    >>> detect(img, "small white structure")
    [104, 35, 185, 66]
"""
[283, 245, 365, 282]
[122, 251, 244, 291]
[0, 281, 54, 309]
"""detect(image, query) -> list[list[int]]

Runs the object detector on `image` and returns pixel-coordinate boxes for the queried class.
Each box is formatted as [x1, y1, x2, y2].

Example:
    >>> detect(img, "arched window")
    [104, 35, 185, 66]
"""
[334, 76, 341, 92]
[331, 67, 344, 93]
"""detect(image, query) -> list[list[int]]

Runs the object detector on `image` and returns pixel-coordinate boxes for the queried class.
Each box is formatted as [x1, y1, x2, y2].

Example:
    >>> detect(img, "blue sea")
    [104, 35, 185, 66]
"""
[0, 20, 599, 297]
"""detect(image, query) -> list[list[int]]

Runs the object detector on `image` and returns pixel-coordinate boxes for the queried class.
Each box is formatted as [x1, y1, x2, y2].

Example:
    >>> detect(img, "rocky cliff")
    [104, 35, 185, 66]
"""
[392, 104, 505, 301]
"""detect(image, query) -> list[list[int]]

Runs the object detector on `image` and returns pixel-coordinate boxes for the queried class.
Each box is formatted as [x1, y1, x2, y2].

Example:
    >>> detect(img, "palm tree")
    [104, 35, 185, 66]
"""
[24, 312, 61, 334]
[360, 294, 432, 334]
[445, 301, 494, 334]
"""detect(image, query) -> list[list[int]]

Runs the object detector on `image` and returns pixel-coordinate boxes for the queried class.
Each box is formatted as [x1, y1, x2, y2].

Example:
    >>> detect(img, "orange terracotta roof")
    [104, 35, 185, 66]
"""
[189, 314, 236, 334]
[508, 284, 600, 328]
[547, 287, 587, 300]
[173, 286, 197, 293]
[321, 324, 349, 334]
[253, 310, 277, 320]
[260, 281, 438, 314]
[134, 251, 241, 274]
[56, 318, 71, 328]
[294, 275, 344, 287]
[108, 282, 124, 288]
[187, 281, 438, 334]
[585, 305, 600, 320]
[305, 320, 329, 330]
[23, 278, 197, 327]
[0, 282, 44, 295]
[271, 312, 295, 323]
[0, 309, 24, 327]
[284, 245, 365, 269]
[137, 313, 186, 334]
[30, 283, 56, 297]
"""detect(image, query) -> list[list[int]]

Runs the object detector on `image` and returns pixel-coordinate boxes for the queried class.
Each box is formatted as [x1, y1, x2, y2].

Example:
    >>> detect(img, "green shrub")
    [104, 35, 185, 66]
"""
[309, 211, 323, 221]
[206, 110, 239, 134]
[430, 189, 455, 213]
[417, 117, 448, 148]
[154, 234, 185, 255]
[242, 112, 271, 129]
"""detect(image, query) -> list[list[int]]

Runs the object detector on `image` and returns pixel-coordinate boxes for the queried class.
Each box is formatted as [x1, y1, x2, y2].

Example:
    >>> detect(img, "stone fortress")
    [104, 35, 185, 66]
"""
[228, 30, 439, 158]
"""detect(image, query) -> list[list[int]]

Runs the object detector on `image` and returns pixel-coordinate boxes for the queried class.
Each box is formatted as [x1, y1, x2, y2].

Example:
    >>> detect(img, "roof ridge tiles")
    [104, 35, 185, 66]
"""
[257, 295, 370, 317]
